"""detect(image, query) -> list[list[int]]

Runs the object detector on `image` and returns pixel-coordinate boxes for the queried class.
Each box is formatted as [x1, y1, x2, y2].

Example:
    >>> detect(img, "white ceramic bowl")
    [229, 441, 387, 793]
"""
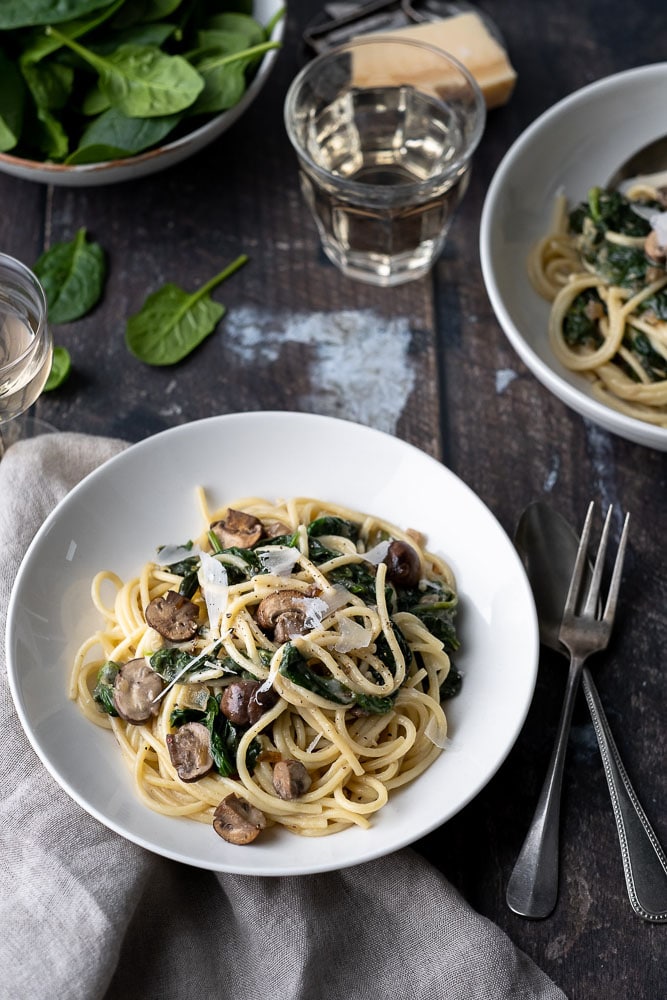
[480, 63, 667, 451]
[0, 0, 283, 187]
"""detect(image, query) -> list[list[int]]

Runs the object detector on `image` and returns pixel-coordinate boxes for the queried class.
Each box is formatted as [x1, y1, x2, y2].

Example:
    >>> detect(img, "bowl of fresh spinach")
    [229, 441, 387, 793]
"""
[0, 0, 284, 186]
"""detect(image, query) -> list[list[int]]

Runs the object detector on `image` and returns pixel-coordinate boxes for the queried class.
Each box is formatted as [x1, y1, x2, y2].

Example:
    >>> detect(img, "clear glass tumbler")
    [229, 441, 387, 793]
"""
[284, 37, 486, 286]
[0, 252, 53, 456]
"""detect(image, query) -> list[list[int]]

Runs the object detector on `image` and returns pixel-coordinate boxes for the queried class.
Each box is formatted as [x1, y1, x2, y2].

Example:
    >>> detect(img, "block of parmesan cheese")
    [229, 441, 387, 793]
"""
[352, 11, 517, 109]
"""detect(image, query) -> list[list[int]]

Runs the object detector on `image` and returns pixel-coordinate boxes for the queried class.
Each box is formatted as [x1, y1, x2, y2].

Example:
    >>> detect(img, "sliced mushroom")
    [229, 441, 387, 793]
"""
[273, 759, 312, 800]
[383, 540, 421, 588]
[210, 508, 263, 549]
[273, 609, 309, 643]
[213, 794, 267, 844]
[166, 722, 213, 782]
[113, 658, 164, 724]
[256, 589, 306, 631]
[220, 679, 263, 725]
[145, 590, 199, 642]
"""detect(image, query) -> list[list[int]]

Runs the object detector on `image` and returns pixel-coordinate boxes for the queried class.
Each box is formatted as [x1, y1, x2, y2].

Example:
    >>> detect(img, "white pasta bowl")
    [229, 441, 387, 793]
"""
[6, 412, 538, 876]
[0, 0, 282, 187]
[480, 62, 667, 451]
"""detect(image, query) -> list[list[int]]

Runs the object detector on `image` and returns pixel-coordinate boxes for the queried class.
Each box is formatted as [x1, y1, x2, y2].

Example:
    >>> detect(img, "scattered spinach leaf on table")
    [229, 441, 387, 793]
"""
[34, 227, 106, 323]
[125, 254, 248, 366]
[44, 346, 72, 390]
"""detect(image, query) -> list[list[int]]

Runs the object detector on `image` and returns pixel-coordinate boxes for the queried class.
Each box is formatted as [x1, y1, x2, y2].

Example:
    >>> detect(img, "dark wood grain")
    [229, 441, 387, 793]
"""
[1, 2, 666, 997]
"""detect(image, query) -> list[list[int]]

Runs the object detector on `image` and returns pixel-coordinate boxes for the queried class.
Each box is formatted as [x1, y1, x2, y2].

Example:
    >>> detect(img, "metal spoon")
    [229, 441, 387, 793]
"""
[606, 133, 667, 190]
[509, 501, 667, 922]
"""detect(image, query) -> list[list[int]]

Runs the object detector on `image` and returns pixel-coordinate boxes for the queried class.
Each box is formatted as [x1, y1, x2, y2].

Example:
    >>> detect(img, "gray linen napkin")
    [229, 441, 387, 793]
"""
[0, 433, 567, 1000]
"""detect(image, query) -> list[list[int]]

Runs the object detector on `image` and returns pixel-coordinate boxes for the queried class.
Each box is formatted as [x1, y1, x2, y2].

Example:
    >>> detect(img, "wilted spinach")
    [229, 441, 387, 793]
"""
[170, 694, 261, 777]
[279, 643, 395, 715]
[93, 659, 119, 715]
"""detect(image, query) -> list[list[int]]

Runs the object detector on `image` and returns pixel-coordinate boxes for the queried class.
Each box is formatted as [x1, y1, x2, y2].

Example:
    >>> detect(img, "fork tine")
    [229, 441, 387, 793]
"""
[563, 500, 595, 617]
[603, 511, 630, 623]
[583, 504, 613, 617]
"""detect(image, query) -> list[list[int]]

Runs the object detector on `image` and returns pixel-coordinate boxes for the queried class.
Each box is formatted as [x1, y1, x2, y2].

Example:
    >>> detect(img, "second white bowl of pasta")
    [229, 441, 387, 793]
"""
[480, 62, 667, 450]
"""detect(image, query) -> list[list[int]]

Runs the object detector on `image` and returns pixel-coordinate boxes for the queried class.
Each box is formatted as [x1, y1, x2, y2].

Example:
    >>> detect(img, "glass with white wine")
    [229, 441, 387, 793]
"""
[284, 37, 486, 286]
[0, 253, 53, 456]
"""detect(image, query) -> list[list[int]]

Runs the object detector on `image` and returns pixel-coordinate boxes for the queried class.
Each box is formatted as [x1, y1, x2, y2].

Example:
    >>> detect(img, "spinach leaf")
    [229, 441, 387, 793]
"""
[374, 621, 412, 675]
[202, 695, 261, 777]
[354, 691, 397, 714]
[93, 660, 119, 715]
[47, 28, 204, 117]
[150, 647, 196, 681]
[202, 13, 266, 47]
[215, 546, 262, 583]
[327, 563, 378, 604]
[18, 0, 127, 66]
[169, 695, 260, 776]
[279, 643, 355, 706]
[125, 254, 248, 366]
[189, 40, 279, 115]
[33, 228, 106, 324]
[21, 59, 74, 112]
[308, 515, 360, 542]
[593, 243, 647, 289]
[638, 286, 667, 322]
[0, 48, 25, 151]
[410, 602, 460, 654]
[628, 331, 667, 381]
[66, 105, 180, 163]
[279, 643, 394, 714]
[0, 0, 113, 30]
[44, 346, 71, 390]
[584, 187, 651, 238]
[563, 288, 605, 348]
[439, 664, 462, 699]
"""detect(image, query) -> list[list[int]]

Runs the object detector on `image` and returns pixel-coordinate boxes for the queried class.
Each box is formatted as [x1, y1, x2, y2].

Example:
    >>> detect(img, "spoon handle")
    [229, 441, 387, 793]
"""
[582, 667, 667, 922]
[506, 653, 584, 919]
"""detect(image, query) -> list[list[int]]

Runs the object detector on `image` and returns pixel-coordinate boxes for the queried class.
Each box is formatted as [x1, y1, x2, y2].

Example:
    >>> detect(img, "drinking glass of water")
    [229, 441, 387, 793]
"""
[0, 253, 53, 457]
[284, 37, 486, 286]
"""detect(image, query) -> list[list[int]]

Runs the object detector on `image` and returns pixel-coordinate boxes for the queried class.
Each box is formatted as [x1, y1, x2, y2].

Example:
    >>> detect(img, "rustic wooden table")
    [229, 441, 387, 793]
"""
[1, 1, 665, 997]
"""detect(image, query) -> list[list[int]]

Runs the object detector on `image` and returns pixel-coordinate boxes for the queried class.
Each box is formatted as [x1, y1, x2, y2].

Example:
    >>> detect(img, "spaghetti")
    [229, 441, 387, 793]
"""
[70, 495, 461, 843]
[528, 182, 667, 425]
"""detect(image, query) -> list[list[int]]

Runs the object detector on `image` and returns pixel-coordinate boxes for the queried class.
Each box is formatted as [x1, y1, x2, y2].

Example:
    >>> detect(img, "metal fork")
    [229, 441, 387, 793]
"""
[506, 502, 629, 919]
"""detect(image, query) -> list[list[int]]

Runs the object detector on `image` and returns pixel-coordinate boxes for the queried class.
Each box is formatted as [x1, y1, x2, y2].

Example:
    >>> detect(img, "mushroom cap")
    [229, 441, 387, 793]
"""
[113, 658, 164, 724]
[213, 794, 267, 844]
[273, 759, 312, 800]
[220, 679, 263, 725]
[255, 589, 305, 631]
[166, 721, 213, 782]
[145, 590, 200, 642]
[210, 509, 263, 549]
[383, 540, 421, 588]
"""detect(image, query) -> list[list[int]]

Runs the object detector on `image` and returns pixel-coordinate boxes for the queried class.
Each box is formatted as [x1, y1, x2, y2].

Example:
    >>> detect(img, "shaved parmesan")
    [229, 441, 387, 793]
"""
[424, 715, 450, 750]
[197, 551, 229, 637]
[334, 617, 373, 653]
[257, 545, 300, 576]
[297, 595, 330, 630]
[155, 543, 199, 566]
[363, 540, 390, 565]
[651, 210, 667, 248]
